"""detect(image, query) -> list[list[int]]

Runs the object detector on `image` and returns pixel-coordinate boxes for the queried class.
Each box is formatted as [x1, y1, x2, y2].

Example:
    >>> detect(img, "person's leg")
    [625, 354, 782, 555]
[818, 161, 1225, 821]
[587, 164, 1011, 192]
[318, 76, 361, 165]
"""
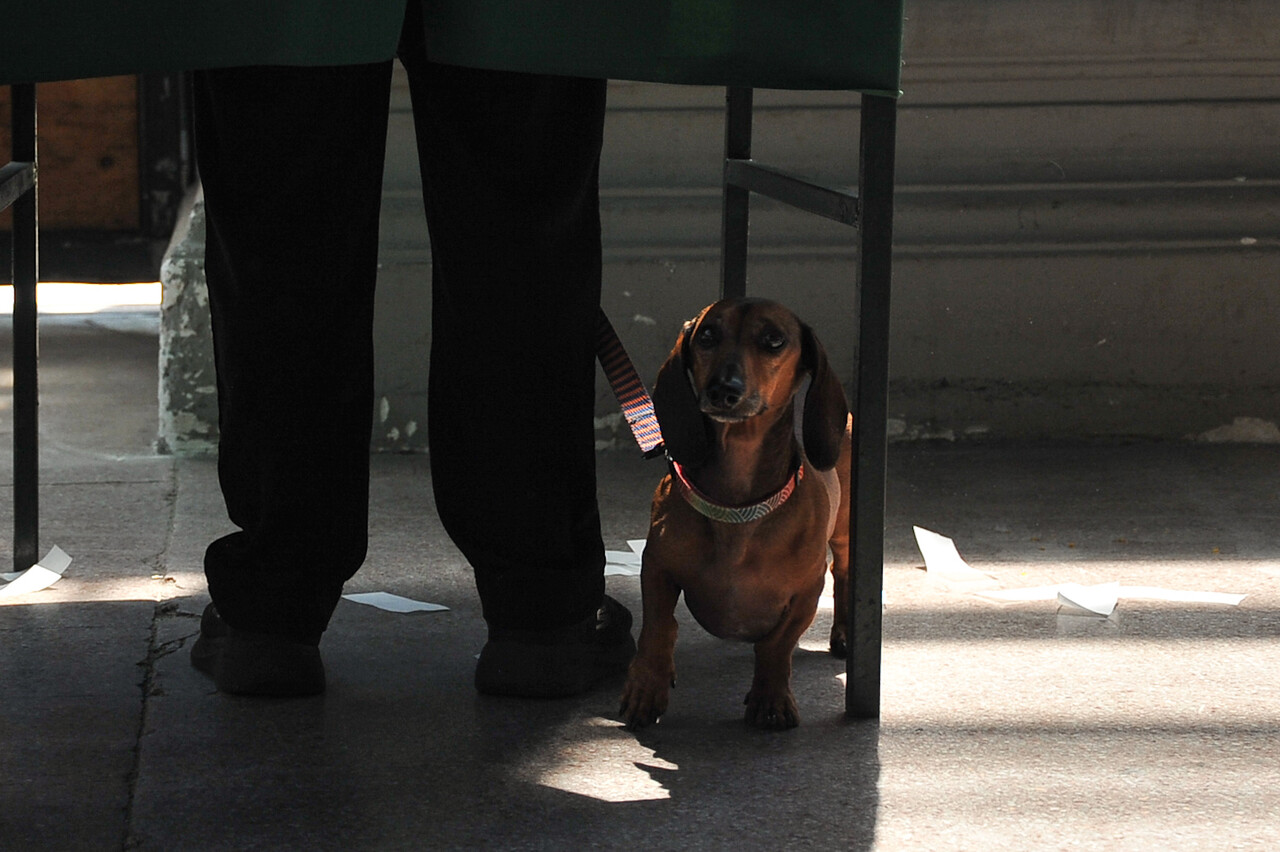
[399, 16, 631, 694]
[191, 61, 393, 692]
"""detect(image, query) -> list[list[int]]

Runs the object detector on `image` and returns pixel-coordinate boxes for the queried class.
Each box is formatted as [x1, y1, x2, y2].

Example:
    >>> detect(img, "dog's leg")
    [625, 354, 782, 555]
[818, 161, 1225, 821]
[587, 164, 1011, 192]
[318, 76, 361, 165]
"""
[744, 588, 821, 730]
[828, 420, 853, 657]
[829, 546, 850, 658]
[828, 498, 851, 658]
[620, 566, 681, 728]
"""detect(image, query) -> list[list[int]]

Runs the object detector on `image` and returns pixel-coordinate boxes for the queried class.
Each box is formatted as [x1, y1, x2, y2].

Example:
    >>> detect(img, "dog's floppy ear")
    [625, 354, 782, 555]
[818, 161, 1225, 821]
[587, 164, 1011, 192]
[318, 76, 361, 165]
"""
[800, 322, 849, 471]
[652, 319, 711, 467]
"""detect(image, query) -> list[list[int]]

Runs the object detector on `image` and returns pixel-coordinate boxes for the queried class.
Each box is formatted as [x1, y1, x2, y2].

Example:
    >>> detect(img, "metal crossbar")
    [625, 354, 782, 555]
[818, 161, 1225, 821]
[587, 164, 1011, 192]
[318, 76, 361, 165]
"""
[0, 161, 34, 210]
[723, 160, 859, 227]
[4, 83, 39, 573]
[718, 85, 897, 719]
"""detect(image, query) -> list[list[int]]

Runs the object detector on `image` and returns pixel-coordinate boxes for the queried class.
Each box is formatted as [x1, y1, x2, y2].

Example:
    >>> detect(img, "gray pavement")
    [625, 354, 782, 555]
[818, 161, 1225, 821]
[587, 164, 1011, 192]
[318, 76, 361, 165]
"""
[2, 314, 1278, 850]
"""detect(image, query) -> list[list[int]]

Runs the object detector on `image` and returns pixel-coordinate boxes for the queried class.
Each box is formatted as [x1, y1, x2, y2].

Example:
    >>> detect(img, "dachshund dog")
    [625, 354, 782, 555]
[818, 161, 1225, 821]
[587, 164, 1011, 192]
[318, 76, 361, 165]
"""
[620, 298, 852, 730]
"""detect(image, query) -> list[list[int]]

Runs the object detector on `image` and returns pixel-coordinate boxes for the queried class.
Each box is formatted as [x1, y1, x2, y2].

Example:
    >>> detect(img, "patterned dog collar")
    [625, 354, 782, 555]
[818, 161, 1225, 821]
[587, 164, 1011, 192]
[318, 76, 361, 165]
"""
[669, 456, 804, 524]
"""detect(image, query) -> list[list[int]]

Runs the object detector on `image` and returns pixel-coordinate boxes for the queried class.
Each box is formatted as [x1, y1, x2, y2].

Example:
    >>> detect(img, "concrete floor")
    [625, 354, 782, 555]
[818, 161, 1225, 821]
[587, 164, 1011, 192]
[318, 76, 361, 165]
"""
[1, 314, 1278, 850]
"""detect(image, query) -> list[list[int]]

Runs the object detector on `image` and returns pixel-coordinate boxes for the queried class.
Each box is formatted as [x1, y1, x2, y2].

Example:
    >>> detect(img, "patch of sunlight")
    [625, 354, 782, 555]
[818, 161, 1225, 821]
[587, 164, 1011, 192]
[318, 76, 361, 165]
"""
[534, 718, 678, 802]
[0, 282, 161, 314]
[0, 570, 202, 606]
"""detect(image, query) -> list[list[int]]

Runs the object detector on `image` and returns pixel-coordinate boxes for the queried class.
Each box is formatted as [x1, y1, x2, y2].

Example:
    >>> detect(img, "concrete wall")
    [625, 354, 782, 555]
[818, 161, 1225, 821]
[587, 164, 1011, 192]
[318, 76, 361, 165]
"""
[160, 0, 1280, 454]
[879, 0, 1280, 441]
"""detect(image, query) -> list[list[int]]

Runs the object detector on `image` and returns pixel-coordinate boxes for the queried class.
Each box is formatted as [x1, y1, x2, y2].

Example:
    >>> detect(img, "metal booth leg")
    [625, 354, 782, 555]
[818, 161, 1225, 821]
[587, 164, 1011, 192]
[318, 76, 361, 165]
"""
[719, 86, 752, 300]
[715, 84, 897, 719]
[8, 84, 39, 573]
[847, 93, 897, 720]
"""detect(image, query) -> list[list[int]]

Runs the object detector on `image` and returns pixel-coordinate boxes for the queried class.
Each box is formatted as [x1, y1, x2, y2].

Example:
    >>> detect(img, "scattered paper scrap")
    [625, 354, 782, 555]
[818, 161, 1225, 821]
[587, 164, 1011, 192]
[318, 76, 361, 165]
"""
[342, 592, 449, 613]
[0, 546, 72, 598]
[913, 526, 997, 589]
[915, 529, 1248, 615]
[0, 565, 62, 597]
[978, 582, 1246, 612]
[1057, 581, 1119, 617]
[977, 585, 1062, 603]
[1118, 585, 1247, 606]
[605, 539, 645, 577]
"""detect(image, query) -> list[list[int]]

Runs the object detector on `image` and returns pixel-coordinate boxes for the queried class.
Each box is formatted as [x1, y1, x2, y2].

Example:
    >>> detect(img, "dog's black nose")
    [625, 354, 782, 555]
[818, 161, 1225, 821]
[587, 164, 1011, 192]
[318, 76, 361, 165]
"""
[705, 366, 746, 408]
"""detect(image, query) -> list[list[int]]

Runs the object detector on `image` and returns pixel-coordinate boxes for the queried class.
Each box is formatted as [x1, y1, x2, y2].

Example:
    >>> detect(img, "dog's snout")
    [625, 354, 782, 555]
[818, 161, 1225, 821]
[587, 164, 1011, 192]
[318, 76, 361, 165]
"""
[705, 364, 747, 409]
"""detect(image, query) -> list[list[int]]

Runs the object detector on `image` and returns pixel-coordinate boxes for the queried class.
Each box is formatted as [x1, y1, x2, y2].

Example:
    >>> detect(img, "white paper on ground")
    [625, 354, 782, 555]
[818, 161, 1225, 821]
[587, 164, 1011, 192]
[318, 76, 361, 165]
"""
[978, 582, 1247, 610]
[0, 546, 73, 598]
[977, 585, 1063, 603]
[342, 592, 449, 613]
[605, 539, 645, 577]
[38, 546, 72, 575]
[1116, 585, 1247, 606]
[1057, 581, 1120, 617]
[913, 526, 997, 588]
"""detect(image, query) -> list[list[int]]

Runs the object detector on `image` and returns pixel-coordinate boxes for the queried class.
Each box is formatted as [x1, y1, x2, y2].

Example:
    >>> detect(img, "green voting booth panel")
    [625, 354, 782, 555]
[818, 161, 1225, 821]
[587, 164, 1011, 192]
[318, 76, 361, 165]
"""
[424, 0, 904, 93]
[2, 1, 902, 94]
[0, 1, 404, 84]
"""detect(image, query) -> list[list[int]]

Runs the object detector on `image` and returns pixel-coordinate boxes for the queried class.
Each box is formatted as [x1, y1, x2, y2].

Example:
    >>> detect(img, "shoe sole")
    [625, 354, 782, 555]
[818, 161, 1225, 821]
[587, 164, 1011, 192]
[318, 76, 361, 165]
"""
[475, 633, 636, 698]
[191, 627, 325, 698]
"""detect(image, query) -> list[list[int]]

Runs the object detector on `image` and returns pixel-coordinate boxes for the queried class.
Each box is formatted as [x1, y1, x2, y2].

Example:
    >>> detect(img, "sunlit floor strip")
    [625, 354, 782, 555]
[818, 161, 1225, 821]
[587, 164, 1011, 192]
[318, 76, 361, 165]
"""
[0, 281, 161, 314]
[534, 718, 678, 802]
[0, 571, 202, 606]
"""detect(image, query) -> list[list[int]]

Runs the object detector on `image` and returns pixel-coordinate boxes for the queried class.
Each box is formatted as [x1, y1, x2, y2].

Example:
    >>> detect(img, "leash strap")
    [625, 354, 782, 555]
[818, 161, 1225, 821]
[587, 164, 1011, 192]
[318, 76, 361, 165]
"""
[596, 308, 665, 458]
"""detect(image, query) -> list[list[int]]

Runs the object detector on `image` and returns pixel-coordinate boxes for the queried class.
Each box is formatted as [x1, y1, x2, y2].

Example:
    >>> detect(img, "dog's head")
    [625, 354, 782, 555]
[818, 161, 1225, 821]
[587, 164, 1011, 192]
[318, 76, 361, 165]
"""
[653, 298, 849, 470]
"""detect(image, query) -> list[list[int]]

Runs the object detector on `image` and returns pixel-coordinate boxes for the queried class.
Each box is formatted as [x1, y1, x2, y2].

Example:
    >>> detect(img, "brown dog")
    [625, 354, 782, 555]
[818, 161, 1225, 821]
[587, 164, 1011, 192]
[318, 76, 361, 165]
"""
[620, 298, 852, 730]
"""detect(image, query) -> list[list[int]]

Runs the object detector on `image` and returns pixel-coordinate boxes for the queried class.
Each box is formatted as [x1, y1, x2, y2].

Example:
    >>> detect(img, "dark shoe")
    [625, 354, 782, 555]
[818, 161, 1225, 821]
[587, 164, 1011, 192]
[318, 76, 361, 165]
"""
[190, 603, 325, 697]
[475, 595, 636, 698]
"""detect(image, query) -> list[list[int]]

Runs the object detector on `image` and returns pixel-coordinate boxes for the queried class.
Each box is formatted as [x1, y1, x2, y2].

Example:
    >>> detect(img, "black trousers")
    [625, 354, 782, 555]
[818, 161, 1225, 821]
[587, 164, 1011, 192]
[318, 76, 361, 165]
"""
[193, 8, 608, 643]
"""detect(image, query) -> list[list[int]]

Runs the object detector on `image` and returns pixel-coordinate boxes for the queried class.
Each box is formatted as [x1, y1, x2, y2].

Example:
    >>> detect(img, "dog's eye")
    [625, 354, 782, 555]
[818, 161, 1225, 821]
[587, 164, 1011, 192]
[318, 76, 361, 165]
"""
[760, 331, 787, 352]
[695, 327, 719, 349]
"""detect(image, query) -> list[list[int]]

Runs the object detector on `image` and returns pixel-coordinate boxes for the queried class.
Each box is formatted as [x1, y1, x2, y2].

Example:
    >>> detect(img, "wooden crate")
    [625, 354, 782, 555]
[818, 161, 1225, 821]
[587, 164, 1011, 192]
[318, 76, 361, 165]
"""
[1, 76, 139, 231]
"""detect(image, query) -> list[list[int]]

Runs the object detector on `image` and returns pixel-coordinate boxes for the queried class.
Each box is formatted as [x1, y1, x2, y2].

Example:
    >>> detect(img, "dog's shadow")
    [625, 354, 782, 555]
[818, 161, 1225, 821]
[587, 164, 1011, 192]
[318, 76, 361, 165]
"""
[616, 631, 880, 850]
[628, 711, 881, 850]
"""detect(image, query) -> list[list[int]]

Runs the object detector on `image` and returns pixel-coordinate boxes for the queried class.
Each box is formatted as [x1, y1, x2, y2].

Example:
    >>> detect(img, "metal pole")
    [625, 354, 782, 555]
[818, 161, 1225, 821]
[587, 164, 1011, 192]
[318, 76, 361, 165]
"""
[719, 86, 752, 300]
[847, 93, 897, 719]
[11, 83, 39, 572]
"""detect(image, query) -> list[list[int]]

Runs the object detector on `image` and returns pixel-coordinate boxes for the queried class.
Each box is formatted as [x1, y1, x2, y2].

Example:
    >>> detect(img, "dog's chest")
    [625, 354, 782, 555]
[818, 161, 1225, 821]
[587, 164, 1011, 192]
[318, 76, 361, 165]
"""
[683, 575, 790, 641]
[648, 471, 831, 642]
[679, 529, 826, 642]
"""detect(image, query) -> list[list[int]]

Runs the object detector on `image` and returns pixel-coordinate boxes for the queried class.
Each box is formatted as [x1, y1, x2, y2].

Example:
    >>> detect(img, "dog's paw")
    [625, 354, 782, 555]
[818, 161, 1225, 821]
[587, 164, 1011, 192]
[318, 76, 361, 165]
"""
[829, 622, 848, 658]
[619, 663, 673, 729]
[743, 685, 801, 730]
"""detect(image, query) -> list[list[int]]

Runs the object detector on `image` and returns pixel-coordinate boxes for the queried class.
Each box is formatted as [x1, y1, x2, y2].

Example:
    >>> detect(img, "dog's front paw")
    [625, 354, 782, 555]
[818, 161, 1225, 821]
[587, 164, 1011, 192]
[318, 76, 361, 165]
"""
[829, 622, 848, 658]
[620, 661, 673, 729]
[743, 684, 800, 730]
